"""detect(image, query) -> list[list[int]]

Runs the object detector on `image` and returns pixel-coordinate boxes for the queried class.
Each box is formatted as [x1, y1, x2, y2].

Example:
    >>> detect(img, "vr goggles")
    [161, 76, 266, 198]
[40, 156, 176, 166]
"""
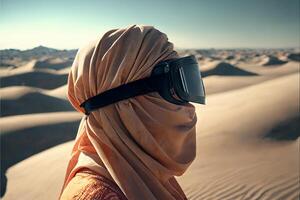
[80, 55, 205, 115]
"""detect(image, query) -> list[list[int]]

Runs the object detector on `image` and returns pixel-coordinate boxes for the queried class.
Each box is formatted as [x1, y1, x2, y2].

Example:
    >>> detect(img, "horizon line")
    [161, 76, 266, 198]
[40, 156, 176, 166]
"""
[1, 45, 299, 51]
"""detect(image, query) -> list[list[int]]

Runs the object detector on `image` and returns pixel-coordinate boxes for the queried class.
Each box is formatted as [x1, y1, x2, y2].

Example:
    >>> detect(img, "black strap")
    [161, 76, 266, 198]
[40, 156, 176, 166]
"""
[80, 74, 164, 115]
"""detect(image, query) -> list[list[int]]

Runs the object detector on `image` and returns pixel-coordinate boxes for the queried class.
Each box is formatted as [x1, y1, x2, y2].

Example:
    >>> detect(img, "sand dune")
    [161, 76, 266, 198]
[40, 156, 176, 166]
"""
[3, 72, 299, 200]
[225, 55, 235, 60]
[11, 58, 73, 71]
[0, 61, 71, 77]
[201, 62, 257, 77]
[179, 142, 299, 200]
[32, 58, 73, 70]
[203, 60, 299, 94]
[238, 61, 299, 76]
[287, 53, 300, 62]
[203, 75, 272, 94]
[260, 55, 287, 66]
[0, 111, 81, 167]
[0, 86, 72, 116]
[0, 70, 68, 89]
[46, 84, 68, 100]
[195, 73, 299, 139]
[3, 142, 73, 200]
[56, 67, 71, 75]
[178, 73, 299, 200]
[0, 112, 82, 196]
[0, 60, 38, 75]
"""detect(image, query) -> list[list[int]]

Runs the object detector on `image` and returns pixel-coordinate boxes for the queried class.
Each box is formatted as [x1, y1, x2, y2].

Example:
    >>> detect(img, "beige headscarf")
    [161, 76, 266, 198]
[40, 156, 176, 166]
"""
[59, 25, 197, 200]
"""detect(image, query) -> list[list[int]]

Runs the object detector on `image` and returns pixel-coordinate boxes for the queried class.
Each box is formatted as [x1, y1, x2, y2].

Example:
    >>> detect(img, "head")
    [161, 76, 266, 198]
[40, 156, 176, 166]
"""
[67, 25, 197, 195]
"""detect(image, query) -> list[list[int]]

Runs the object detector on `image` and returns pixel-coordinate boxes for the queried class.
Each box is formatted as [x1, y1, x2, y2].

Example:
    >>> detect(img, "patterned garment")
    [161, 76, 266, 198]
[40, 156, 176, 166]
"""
[60, 169, 128, 200]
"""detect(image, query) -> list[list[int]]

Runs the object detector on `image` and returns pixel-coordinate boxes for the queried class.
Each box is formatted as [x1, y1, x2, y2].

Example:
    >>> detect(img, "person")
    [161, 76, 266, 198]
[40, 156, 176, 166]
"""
[59, 24, 199, 200]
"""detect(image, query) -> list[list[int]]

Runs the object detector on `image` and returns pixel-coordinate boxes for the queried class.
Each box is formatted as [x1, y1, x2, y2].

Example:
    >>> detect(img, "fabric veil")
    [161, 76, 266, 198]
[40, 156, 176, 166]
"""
[59, 25, 197, 200]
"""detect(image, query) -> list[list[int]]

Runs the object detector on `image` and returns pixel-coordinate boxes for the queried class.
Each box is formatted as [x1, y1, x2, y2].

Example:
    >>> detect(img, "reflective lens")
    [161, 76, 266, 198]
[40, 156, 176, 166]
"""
[180, 62, 205, 104]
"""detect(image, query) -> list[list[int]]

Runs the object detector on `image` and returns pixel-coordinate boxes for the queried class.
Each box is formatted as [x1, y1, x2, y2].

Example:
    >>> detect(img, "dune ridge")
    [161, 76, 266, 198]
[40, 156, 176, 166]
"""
[0, 70, 68, 89]
[32, 58, 73, 70]
[260, 55, 287, 66]
[0, 86, 73, 116]
[201, 62, 257, 77]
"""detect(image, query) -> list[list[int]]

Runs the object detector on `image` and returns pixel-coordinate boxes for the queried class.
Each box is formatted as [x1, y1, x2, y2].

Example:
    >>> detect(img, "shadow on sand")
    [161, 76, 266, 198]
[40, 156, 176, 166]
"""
[0, 120, 80, 197]
[264, 116, 300, 141]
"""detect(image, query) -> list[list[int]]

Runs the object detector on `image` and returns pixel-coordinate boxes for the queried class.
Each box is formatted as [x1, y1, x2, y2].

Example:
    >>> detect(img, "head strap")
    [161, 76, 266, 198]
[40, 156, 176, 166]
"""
[80, 74, 165, 115]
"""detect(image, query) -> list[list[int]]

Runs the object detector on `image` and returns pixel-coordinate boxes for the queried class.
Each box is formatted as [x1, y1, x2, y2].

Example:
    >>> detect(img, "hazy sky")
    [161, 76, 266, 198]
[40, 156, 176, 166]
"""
[1, 0, 299, 50]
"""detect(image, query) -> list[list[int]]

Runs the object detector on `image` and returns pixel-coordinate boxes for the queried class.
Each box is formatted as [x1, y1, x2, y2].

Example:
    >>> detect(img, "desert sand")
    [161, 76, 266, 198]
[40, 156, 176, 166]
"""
[0, 48, 299, 200]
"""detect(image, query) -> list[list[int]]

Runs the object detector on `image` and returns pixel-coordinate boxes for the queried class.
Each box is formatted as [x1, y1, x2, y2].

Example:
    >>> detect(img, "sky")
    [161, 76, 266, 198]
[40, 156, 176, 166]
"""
[0, 0, 299, 50]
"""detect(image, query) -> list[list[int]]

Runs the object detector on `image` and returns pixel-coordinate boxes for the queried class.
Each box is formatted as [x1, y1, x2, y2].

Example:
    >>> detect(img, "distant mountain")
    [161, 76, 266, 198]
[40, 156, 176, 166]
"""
[24, 45, 60, 55]
[0, 46, 77, 67]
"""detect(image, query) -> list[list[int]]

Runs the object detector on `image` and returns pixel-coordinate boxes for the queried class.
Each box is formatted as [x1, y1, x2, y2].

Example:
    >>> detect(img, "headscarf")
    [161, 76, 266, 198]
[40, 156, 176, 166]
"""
[59, 25, 197, 200]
